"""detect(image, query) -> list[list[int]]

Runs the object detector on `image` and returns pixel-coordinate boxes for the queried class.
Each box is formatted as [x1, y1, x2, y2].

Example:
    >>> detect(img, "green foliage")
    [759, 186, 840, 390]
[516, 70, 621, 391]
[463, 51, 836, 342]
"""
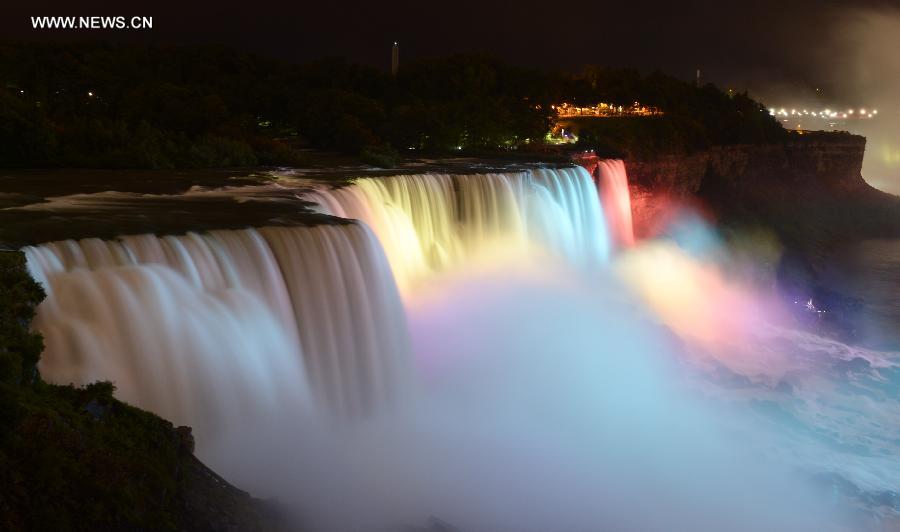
[251, 138, 309, 166]
[0, 90, 56, 165]
[187, 135, 258, 167]
[0, 252, 45, 384]
[0, 43, 783, 167]
[568, 68, 785, 155]
[0, 254, 184, 530]
[388, 55, 550, 151]
[0, 382, 183, 530]
[360, 143, 401, 168]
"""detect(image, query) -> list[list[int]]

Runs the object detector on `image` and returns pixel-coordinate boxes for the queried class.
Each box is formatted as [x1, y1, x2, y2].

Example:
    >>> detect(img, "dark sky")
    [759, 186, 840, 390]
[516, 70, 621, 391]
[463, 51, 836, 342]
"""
[3, 0, 898, 101]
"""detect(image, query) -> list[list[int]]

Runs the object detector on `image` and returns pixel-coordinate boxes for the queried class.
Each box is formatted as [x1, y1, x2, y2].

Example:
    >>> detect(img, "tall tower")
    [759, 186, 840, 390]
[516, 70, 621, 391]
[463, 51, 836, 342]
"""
[391, 42, 399, 77]
[696, 68, 701, 88]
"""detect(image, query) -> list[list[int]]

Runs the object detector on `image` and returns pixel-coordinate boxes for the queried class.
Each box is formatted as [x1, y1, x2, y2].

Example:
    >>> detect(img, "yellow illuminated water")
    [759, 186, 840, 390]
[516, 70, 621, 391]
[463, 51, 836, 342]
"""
[307, 167, 610, 292]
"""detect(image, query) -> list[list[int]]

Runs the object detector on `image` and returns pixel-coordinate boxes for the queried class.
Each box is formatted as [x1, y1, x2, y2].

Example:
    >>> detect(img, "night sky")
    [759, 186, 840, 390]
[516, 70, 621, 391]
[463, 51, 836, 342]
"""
[3, 0, 900, 103]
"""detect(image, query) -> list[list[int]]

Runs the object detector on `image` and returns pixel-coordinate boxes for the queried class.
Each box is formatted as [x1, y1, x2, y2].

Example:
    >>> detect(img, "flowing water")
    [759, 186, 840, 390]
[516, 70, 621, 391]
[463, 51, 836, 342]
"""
[595, 159, 635, 248]
[828, 239, 900, 350]
[24, 224, 410, 424]
[21, 163, 900, 531]
[306, 167, 609, 291]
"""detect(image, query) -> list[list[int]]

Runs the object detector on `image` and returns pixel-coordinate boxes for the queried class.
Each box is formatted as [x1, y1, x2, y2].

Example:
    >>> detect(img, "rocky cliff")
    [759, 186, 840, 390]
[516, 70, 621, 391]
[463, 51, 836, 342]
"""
[623, 132, 897, 243]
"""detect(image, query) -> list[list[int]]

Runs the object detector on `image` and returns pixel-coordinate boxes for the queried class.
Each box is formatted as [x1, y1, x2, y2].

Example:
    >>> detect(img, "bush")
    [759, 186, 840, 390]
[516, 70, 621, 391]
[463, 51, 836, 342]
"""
[360, 143, 401, 168]
[187, 135, 258, 167]
[0, 43, 785, 167]
[0, 251, 45, 384]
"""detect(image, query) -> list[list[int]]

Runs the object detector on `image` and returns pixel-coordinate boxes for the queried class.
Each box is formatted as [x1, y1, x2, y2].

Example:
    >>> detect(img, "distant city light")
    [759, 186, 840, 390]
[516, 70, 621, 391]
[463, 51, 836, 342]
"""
[552, 101, 662, 119]
[770, 102, 880, 130]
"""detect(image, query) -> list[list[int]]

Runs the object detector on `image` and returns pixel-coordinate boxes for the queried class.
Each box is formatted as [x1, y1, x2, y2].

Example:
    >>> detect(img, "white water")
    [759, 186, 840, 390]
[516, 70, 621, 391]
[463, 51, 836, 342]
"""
[24, 223, 411, 429]
[596, 159, 636, 248]
[306, 166, 609, 290]
[23, 165, 892, 531]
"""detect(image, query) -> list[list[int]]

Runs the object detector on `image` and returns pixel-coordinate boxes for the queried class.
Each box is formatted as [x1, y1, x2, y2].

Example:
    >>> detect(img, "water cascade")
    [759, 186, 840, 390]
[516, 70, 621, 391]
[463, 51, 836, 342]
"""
[306, 166, 611, 289]
[24, 223, 411, 427]
[595, 159, 635, 248]
[19, 161, 892, 530]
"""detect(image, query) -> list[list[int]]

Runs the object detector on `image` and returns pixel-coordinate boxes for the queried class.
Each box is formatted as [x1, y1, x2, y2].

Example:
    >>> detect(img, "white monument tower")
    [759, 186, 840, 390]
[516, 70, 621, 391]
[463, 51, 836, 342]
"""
[392, 42, 399, 77]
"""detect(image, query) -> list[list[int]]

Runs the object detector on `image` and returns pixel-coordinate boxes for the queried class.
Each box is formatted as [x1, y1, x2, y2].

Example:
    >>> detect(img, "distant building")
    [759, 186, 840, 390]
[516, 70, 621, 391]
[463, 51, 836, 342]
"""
[392, 42, 399, 76]
[548, 102, 663, 144]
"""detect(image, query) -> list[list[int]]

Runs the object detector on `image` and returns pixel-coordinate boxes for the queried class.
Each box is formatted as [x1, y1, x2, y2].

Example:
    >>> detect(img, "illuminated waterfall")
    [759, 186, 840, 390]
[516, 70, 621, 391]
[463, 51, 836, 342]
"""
[306, 166, 610, 289]
[23, 165, 618, 428]
[17, 163, 889, 529]
[595, 159, 635, 248]
[24, 223, 411, 427]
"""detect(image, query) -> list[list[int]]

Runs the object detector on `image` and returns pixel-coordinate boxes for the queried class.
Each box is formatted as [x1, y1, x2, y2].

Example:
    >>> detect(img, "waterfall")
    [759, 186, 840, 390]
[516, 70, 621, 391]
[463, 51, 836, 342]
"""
[23, 165, 615, 428]
[595, 160, 635, 248]
[306, 166, 610, 290]
[17, 162, 886, 529]
[24, 223, 411, 429]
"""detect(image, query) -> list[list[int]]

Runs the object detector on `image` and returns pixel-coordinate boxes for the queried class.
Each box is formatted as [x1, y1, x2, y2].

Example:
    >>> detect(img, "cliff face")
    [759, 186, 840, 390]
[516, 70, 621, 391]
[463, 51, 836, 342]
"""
[627, 133, 869, 194]
[620, 133, 900, 245]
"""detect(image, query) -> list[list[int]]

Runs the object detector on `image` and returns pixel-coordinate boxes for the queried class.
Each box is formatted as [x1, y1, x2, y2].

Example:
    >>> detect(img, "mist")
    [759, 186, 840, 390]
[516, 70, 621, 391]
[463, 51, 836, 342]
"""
[811, 6, 900, 194]
[200, 241, 856, 531]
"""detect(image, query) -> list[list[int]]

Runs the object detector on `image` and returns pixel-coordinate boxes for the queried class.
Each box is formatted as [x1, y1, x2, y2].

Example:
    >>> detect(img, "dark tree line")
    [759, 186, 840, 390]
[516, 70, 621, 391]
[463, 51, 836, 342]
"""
[0, 42, 784, 168]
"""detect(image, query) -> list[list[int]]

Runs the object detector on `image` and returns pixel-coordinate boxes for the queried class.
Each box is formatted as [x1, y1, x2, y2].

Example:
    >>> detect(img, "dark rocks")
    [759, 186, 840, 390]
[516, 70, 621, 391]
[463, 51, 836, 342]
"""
[176, 425, 196, 454]
[83, 398, 108, 421]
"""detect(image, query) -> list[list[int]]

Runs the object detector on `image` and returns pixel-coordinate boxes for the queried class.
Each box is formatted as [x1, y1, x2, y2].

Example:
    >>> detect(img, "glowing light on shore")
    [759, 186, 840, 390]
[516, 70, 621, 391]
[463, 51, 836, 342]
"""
[554, 101, 662, 118]
[771, 103, 880, 129]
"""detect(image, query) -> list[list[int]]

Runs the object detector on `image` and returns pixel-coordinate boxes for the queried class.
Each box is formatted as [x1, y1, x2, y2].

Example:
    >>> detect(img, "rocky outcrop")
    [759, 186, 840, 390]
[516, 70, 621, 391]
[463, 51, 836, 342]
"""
[616, 133, 900, 247]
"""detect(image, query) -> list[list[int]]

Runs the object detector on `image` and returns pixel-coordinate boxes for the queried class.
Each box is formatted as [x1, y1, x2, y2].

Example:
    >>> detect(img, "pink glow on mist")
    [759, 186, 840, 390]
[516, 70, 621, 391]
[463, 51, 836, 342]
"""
[613, 241, 795, 377]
